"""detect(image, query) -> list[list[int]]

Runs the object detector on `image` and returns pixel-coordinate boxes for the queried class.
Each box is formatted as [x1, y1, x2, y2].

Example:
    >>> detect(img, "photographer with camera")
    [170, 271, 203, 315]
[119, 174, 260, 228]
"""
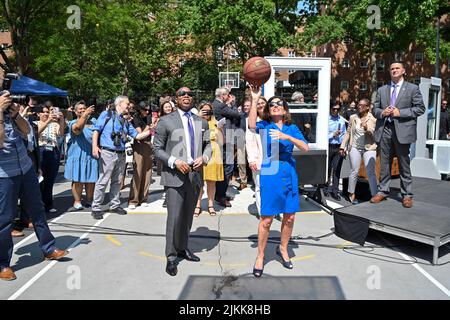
[90, 95, 153, 220]
[127, 101, 157, 209]
[0, 91, 68, 281]
[36, 101, 66, 213]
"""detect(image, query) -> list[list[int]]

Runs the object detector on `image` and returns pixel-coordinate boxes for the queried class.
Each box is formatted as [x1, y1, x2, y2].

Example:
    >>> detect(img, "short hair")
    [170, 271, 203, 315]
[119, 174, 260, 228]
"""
[215, 87, 229, 98]
[330, 100, 342, 109]
[359, 98, 370, 105]
[74, 100, 86, 111]
[114, 95, 128, 107]
[390, 61, 405, 68]
[291, 91, 304, 101]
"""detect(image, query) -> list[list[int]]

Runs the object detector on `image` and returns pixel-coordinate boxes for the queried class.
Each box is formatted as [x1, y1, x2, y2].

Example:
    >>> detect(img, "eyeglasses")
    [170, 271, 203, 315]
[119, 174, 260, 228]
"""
[177, 90, 194, 97]
[269, 101, 284, 108]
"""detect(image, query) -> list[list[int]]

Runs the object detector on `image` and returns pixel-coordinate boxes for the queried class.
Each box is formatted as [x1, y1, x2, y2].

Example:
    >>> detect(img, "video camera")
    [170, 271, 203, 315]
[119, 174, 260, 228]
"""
[1, 73, 27, 105]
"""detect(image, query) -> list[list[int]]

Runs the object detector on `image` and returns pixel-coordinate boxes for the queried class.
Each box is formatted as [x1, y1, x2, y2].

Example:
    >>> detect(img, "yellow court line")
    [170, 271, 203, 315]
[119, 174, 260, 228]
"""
[139, 251, 167, 261]
[335, 241, 353, 248]
[128, 211, 166, 215]
[105, 235, 122, 246]
[291, 254, 315, 262]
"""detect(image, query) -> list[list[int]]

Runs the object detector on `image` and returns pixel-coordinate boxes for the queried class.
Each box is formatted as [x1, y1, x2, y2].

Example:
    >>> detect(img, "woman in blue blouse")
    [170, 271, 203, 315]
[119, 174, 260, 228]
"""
[248, 86, 309, 277]
[64, 101, 98, 210]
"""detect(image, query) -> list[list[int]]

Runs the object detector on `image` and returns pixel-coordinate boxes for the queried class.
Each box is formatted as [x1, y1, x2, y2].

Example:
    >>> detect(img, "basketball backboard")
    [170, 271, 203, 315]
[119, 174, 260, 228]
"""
[219, 72, 240, 89]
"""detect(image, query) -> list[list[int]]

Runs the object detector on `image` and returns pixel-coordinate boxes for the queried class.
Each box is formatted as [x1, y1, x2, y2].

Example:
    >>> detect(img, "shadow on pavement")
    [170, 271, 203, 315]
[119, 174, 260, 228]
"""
[178, 275, 345, 300]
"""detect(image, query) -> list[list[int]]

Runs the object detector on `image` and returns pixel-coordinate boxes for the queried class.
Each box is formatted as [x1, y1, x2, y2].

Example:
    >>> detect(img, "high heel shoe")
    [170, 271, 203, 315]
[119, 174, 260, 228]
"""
[253, 265, 264, 278]
[276, 246, 293, 269]
[253, 259, 264, 278]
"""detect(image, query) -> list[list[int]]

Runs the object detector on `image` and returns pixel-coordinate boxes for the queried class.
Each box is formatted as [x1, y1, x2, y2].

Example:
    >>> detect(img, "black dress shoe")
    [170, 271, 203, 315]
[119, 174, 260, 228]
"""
[110, 207, 127, 215]
[91, 210, 104, 220]
[166, 261, 177, 276]
[330, 192, 341, 201]
[177, 249, 200, 262]
[216, 198, 231, 207]
[276, 246, 293, 269]
[162, 199, 167, 208]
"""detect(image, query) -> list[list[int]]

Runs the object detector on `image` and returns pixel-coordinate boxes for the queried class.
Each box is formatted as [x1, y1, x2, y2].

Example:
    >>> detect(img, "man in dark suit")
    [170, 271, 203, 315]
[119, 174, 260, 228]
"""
[212, 87, 244, 207]
[153, 87, 211, 276]
[371, 61, 425, 208]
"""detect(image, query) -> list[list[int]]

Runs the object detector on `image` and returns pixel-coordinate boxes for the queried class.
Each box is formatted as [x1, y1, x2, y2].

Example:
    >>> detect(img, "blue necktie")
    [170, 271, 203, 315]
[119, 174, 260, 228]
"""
[388, 84, 397, 122]
[184, 112, 195, 160]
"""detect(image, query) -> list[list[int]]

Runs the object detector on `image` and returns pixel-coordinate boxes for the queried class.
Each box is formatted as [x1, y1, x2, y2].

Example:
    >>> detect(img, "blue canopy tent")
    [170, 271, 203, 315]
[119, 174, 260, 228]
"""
[10, 75, 68, 97]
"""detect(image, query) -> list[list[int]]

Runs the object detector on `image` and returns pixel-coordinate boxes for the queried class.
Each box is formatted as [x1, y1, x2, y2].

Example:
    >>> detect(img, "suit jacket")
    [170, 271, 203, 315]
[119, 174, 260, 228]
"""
[340, 113, 377, 152]
[212, 99, 242, 133]
[372, 81, 425, 144]
[153, 110, 212, 188]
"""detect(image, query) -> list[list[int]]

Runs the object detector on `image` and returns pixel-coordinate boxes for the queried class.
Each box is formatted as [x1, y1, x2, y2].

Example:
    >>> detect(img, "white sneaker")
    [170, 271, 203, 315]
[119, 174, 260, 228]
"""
[128, 204, 136, 210]
[141, 202, 149, 207]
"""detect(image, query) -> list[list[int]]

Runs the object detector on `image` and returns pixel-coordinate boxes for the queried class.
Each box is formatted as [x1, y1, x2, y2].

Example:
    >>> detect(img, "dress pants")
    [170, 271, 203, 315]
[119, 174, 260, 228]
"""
[0, 169, 56, 268]
[92, 149, 126, 211]
[236, 144, 248, 184]
[378, 122, 413, 197]
[327, 144, 344, 194]
[165, 175, 200, 261]
[216, 143, 234, 199]
[129, 142, 153, 205]
[39, 147, 60, 210]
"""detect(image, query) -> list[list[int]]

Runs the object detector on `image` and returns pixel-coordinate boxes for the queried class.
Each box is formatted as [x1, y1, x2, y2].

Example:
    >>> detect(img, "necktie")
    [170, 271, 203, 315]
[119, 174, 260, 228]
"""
[388, 84, 397, 122]
[390, 84, 397, 106]
[184, 112, 195, 160]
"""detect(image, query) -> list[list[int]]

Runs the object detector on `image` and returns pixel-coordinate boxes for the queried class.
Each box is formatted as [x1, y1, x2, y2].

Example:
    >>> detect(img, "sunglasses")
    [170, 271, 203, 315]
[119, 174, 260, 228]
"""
[177, 90, 194, 97]
[269, 101, 284, 108]
[142, 108, 150, 112]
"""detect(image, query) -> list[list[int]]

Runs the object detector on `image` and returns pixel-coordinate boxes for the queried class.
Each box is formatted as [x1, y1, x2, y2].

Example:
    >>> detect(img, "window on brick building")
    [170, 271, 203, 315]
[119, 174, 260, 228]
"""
[360, 83, 367, 91]
[288, 51, 296, 58]
[360, 60, 368, 68]
[341, 81, 349, 91]
[341, 59, 350, 68]
[395, 52, 405, 61]
[415, 52, 423, 64]
[376, 59, 385, 71]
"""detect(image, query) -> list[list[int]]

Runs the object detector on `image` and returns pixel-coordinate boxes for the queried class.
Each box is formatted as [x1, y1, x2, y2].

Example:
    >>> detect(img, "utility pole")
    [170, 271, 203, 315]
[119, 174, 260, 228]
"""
[435, 16, 440, 78]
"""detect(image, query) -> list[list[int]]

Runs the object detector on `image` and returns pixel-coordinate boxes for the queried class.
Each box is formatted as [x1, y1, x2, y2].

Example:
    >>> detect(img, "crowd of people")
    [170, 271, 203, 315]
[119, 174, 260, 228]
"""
[1, 61, 449, 280]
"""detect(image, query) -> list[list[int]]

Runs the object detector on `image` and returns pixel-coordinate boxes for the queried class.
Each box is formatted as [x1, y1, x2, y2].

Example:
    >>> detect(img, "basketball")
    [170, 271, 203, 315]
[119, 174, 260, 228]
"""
[243, 57, 272, 86]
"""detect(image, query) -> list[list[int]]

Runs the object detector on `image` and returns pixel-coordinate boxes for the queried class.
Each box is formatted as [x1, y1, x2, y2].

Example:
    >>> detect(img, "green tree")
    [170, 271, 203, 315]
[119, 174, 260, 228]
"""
[295, 0, 449, 99]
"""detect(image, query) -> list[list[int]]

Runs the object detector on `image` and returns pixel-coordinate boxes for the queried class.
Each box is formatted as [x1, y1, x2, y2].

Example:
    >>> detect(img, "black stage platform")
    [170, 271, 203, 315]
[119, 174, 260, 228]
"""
[333, 177, 450, 265]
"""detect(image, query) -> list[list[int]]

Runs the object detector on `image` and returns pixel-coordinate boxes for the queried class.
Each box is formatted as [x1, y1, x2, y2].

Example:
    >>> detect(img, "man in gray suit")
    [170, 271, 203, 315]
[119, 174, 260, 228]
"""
[371, 61, 425, 208]
[153, 87, 211, 276]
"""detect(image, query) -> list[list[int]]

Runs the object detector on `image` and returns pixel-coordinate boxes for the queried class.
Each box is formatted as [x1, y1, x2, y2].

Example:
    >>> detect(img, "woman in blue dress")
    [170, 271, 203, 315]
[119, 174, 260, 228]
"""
[64, 101, 98, 210]
[248, 86, 309, 277]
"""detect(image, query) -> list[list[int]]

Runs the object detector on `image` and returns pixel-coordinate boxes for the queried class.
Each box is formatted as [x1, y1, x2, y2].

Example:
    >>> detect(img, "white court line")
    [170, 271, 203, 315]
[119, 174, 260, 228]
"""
[8, 213, 111, 300]
[376, 233, 450, 298]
